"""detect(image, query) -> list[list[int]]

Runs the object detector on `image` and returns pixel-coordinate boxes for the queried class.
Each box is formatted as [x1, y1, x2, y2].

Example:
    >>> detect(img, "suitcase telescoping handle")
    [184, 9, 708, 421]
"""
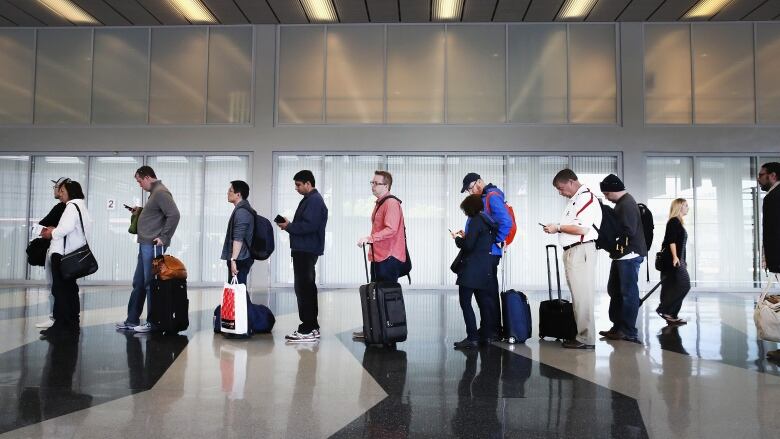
[361, 243, 375, 284]
[545, 245, 562, 301]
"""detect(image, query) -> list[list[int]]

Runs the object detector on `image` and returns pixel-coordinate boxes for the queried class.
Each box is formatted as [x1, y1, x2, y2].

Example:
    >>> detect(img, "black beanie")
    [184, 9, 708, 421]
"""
[600, 174, 625, 192]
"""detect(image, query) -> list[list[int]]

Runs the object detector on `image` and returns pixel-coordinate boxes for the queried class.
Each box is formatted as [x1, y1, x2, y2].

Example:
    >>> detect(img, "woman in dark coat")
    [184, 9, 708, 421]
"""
[656, 198, 691, 324]
[451, 194, 497, 349]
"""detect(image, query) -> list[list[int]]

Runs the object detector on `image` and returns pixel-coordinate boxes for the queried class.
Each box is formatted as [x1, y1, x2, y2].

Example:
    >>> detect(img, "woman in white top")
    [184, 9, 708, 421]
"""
[41, 180, 92, 336]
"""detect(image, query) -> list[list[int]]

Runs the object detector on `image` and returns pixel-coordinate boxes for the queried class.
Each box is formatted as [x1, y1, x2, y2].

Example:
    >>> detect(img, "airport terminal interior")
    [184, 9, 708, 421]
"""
[2, 0, 780, 438]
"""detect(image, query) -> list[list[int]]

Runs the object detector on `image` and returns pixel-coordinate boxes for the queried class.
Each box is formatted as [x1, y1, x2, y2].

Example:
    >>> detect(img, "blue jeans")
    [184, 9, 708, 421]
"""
[607, 256, 644, 339]
[126, 244, 165, 325]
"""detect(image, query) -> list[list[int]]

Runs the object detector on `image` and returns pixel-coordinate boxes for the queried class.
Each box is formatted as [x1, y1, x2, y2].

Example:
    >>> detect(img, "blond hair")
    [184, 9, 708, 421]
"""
[668, 198, 687, 224]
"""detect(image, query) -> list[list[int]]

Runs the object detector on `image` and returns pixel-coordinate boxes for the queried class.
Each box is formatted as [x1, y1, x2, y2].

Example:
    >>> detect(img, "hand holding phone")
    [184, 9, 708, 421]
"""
[124, 204, 133, 211]
[538, 222, 545, 227]
[274, 214, 285, 224]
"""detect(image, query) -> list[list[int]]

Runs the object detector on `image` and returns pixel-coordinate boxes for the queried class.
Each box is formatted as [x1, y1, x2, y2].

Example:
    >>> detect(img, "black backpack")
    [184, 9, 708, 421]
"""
[235, 206, 275, 261]
[593, 199, 629, 258]
[637, 203, 654, 249]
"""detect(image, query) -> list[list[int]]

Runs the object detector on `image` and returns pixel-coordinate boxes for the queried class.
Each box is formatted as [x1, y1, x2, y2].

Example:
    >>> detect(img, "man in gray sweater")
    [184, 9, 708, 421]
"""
[116, 166, 180, 333]
[599, 174, 647, 345]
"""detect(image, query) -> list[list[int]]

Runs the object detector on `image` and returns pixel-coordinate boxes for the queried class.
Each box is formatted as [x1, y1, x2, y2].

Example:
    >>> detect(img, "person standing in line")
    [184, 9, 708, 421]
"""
[656, 198, 691, 325]
[353, 170, 407, 340]
[222, 180, 255, 284]
[115, 166, 180, 333]
[35, 177, 69, 329]
[543, 169, 602, 349]
[277, 170, 328, 344]
[758, 162, 780, 361]
[598, 174, 647, 345]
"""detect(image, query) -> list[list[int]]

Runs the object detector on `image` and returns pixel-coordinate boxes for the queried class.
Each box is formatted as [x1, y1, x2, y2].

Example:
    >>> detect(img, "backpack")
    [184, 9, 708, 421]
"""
[593, 198, 629, 258]
[236, 206, 275, 261]
[485, 191, 518, 246]
[637, 203, 654, 249]
[374, 195, 412, 283]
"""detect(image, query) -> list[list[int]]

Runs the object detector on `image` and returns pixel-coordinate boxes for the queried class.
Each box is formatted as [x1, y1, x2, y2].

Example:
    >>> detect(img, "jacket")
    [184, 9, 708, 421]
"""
[481, 184, 512, 256]
[137, 181, 180, 246]
[50, 200, 92, 255]
[39, 202, 65, 227]
[221, 200, 255, 261]
[455, 213, 497, 290]
[764, 185, 780, 273]
[612, 193, 648, 259]
[285, 189, 328, 256]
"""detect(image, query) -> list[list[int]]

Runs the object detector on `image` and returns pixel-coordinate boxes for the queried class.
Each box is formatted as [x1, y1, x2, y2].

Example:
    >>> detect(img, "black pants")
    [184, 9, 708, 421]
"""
[292, 251, 319, 333]
[657, 262, 691, 318]
[371, 256, 402, 283]
[49, 253, 80, 329]
[226, 258, 254, 285]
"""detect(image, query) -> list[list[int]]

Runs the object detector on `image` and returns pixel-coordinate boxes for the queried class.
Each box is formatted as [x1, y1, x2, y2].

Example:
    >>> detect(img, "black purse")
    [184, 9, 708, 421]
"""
[655, 247, 673, 272]
[60, 204, 99, 280]
[450, 249, 465, 274]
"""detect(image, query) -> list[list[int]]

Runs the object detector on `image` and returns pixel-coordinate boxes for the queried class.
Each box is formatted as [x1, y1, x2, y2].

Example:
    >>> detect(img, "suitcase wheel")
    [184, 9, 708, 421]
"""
[507, 336, 517, 344]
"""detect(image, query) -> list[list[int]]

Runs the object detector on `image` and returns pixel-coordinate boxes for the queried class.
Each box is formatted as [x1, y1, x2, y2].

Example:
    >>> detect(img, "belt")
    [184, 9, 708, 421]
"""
[562, 240, 595, 252]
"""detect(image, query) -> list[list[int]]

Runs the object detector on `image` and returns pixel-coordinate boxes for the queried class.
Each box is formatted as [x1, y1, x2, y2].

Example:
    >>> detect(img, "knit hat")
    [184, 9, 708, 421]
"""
[599, 174, 625, 192]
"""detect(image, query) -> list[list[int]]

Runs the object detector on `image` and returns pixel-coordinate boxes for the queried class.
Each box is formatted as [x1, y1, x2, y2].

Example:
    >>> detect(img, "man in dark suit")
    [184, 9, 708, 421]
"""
[758, 162, 780, 361]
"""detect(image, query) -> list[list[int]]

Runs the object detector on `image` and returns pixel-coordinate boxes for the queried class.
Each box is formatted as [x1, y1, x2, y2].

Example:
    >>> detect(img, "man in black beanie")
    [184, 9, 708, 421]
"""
[599, 174, 647, 345]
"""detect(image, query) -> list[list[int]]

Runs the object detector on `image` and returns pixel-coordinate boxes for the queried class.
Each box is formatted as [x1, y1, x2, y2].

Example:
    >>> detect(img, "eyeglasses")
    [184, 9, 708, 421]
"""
[370, 181, 387, 186]
[467, 182, 477, 192]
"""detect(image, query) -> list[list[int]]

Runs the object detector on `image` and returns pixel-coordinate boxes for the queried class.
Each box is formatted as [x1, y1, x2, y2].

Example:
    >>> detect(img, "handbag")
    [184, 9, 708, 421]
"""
[152, 247, 188, 280]
[221, 277, 249, 335]
[450, 249, 465, 274]
[754, 274, 780, 342]
[26, 237, 50, 266]
[655, 247, 673, 272]
[60, 204, 99, 280]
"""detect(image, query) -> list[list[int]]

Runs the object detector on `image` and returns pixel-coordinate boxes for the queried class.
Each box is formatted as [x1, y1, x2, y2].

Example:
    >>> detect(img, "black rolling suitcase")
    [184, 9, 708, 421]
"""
[539, 245, 577, 341]
[359, 245, 407, 346]
[150, 278, 189, 334]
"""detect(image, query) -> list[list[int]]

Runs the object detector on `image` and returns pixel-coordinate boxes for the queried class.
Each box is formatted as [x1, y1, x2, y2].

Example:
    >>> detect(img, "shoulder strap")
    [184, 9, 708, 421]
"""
[372, 195, 401, 222]
[484, 191, 496, 214]
[576, 191, 595, 216]
[65, 203, 90, 249]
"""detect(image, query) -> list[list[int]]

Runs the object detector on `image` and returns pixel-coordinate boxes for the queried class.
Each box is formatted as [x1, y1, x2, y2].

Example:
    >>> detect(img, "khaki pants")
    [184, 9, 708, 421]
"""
[563, 242, 597, 345]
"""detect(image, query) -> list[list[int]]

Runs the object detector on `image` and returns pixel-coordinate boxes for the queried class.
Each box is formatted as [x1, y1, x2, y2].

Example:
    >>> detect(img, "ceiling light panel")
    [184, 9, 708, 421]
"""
[300, 0, 338, 23]
[683, 0, 733, 19]
[37, 0, 99, 25]
[167, 0, 218, 24]
[432, 0, 464, 21]
[557, 0, 598, 20]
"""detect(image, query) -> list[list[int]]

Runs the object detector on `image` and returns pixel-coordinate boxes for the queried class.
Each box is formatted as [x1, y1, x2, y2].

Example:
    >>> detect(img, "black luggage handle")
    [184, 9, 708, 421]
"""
[545, 245, 562, 301]
[361, 243, 375, 284]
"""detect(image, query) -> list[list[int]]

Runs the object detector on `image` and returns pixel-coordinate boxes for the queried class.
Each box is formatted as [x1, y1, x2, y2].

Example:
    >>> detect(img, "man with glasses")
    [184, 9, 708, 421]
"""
[758, 162, 780, 361]
[353, 170, 407, 340]
[34, 177, 70, 329]
[458, 172, 512, 343]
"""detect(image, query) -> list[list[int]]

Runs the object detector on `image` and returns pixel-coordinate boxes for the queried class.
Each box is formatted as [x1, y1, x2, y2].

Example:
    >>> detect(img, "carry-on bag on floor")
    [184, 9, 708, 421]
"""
[214, 301, 276, 335]
[499, 249, 532, 344]
[359, 244, 407, 346]
[150, 278, 189, 334]
[539, 244, 577, 341]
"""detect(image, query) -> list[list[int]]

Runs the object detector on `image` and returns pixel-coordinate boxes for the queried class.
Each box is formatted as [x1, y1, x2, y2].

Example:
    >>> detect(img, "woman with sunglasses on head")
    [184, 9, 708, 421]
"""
[656, 198, 691, 325]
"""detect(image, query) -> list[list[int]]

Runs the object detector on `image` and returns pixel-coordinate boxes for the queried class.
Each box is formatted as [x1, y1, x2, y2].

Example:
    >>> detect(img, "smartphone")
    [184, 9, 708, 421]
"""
[274, 214, 285, 223]
[124, 204, 133, 211]
[538, 222, 546, 227]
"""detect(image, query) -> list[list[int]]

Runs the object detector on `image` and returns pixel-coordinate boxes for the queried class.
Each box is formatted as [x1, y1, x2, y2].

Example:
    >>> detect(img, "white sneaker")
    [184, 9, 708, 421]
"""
[133, 322, 157, 333]
[312, 329, 321, 339]
[285, 331, 318, 343]
[115, 321, 137, 330]
[35, 318, 55, 329]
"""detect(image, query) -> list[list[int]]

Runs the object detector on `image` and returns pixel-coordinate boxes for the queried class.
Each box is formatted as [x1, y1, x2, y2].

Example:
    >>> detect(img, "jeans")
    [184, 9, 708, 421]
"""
[458, 286, 499, 341]
[292, 251, 319, 333]
[607, 256, 644, 339]
[49, 253, 80, 329]
[371, 256, 402, 283]
[126, 244, 165, 325]
[226, 258, 254, 285]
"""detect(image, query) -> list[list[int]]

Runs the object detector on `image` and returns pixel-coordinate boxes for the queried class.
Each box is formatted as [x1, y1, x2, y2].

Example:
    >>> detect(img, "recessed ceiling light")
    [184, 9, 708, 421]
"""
[37, 0, 99, 25]
[557, 0, 598, 20]
[683, 0, 732, 19]
[432, 0, 464, 21]
[300, 0, 338, 23]
[166, 0, 218, 24]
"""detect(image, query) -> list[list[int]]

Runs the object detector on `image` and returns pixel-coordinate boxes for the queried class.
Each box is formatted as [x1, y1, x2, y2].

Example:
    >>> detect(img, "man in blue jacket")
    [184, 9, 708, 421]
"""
[277, 170, 328, 344]
[460, 172, 513, 342]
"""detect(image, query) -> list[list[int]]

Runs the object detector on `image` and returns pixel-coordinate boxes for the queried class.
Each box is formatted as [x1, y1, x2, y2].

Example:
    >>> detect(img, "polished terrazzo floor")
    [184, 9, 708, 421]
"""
[0, 284, 778, 438]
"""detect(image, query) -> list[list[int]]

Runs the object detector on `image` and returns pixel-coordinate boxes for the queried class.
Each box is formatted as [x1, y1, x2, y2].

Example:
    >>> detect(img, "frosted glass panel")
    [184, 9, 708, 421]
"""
[386, 25, 445, 124]
[0, 156, 30, 280]
[694, 157, 754, 287]
[508, 24, 567, 123]
[149, 28, 207, 124]
[326, 26, 384, 123]
[646, 157, 695, 284]
[568, 24, 617, 124]
[387, 156, 446, 285]
[756, 24, 780, 125]
[692, 23, 754, 124]
[86, 157, 144, 281]
[644, 24, 692, 124]
[203, 156, 249, 283]
[0, 30, 34, 124]
[446, 25, 506, 123]
[148, 157, 204, 281]
[207, 27, 252, 124]
[29, 157, 89, 281]
[92, 29, 150, 125]
[34, 29, 92, 125]
[278, 27, 324, 124]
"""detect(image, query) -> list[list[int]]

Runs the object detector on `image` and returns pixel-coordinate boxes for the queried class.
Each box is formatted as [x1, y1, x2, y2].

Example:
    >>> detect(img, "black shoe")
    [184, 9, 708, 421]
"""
[622, 336, 642, 345]
[598, 329, 624, 340]
[453, 338, 479, 349]
[561, 339, 595, 349]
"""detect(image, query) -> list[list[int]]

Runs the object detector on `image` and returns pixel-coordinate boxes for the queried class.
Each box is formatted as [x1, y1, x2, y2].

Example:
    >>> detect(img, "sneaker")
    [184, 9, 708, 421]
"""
[132, 322, 157, 333]
[562, 339, 595, 349]
[312, 329, 321, 339]
[115, 321, 138, 330]
[35, 317, 55, 329]
[352, 331, 365, 340]
[285, 331, 318, 343]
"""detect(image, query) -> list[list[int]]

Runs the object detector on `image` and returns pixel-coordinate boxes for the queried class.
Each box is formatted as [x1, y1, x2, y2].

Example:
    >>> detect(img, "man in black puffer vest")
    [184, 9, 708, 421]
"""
[759, 162, 780, 361]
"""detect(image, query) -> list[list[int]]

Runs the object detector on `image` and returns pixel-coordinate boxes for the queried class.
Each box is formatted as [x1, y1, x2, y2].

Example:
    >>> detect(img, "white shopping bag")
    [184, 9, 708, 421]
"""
[754, 274, 780, 342]
[221, 277, 248, 335]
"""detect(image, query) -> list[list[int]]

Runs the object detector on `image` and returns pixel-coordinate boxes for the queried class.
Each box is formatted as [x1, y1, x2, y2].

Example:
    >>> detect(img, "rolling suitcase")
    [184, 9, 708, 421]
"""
[359, 245, 407, 346]
[150, 277, 189, 334]
[539, 245, 577, 341]
[501, 289, 532, 343]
